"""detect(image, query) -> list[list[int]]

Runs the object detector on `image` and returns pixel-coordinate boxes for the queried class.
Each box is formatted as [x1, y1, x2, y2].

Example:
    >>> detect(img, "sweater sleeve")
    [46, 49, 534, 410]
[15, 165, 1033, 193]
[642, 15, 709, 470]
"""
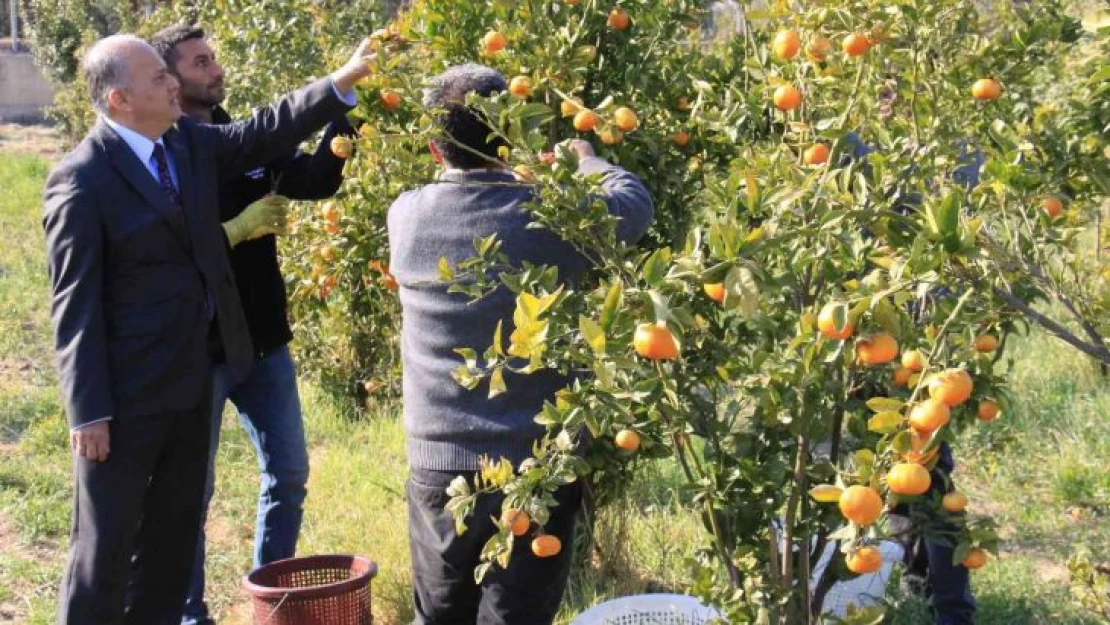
[575, 156, 654, 244]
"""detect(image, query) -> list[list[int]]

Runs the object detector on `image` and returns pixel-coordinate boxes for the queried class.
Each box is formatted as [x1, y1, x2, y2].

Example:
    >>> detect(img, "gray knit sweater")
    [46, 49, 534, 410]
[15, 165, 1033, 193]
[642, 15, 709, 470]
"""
[387, 157, 654, 471]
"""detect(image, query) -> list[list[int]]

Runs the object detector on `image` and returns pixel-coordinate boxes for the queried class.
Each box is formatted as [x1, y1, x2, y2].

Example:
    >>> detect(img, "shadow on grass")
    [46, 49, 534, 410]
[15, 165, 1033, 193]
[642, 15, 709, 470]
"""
[887, 589, 1103, 625]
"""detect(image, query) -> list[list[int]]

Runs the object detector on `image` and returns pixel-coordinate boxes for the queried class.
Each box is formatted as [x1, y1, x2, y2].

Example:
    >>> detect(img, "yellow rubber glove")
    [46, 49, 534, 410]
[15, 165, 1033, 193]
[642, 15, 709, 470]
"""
[222, 195, 290, 248]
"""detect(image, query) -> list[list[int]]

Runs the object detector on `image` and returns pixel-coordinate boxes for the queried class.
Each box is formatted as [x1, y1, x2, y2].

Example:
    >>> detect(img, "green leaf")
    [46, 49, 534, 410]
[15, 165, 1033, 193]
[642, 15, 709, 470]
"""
[455, 348, 479, 370]
[830, 302, 849, 334]
[988, 120, 1018, 151]
[579, 316, 606, 355]
[842, 605, 886, 625]
[701, 261, 733, 283]
[491, 320, 505, 357]
[952, 541, 972, 567]
[867, 411, 903, 434]
[725, 265, 760, 318]
[873, 298, 900, 335]
[853, 449, 876, 469]
[584, 412, 602, 438]
[648, 290, 671, 324]
[849, 297, 871, 322]
[438, 256, 455, 281]
[891, 429, 913, 454]
[518, 292, 544, 322]
[1087, 166, 1110, 196]
[936, 192, 961, 251]
[641, 247, 672, 286]
[476, 233, 500, 256]
[474, 561, 493, 584]
[1088, 66, 1110, 85]
[488, 366, 507, 399]
[600, 282, 623, 332]
[593, 361, 616, 391]
[866, 397, 904, 412]
[452, 366, 480, 390]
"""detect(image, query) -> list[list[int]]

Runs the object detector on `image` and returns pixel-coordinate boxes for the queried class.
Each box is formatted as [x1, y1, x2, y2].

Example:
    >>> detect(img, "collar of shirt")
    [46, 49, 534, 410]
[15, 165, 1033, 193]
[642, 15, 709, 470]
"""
[102, 115, 177, 187]
[437, 166, 516, 183]
[102, 116, 166, 165]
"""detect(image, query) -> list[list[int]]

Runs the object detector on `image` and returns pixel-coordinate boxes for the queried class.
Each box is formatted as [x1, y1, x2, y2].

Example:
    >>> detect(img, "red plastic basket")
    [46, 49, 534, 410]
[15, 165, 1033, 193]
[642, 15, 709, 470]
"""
[242, 554, 378, 624]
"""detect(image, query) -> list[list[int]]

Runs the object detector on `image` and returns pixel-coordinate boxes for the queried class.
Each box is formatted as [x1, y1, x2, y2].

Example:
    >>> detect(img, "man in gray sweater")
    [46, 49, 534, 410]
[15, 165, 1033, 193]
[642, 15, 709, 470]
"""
[388, 63, 653, 624]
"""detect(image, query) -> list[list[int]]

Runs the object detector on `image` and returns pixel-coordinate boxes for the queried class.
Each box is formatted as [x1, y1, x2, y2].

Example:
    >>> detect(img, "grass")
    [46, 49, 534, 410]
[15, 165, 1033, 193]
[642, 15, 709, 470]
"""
[1, 141, 1108, 624]
[885, 331, 1110, 624]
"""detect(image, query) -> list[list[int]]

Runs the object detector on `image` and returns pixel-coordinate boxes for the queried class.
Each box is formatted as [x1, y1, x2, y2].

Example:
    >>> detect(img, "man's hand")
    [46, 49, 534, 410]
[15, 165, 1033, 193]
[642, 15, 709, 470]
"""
[222, 195, 290, 248]
[71, 421, 110, 462]
[331, 38, 381, 94]
[556, 139, 597, 161]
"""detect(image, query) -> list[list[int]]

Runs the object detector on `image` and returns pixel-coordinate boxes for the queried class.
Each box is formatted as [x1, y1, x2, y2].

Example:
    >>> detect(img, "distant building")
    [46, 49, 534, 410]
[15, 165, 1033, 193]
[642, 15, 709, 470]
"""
[0, 50, 54, 122]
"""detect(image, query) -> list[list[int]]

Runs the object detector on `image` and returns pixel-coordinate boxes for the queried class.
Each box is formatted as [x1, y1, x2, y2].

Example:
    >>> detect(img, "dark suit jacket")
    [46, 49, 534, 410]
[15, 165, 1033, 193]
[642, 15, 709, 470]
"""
[43, 77, 353, 429]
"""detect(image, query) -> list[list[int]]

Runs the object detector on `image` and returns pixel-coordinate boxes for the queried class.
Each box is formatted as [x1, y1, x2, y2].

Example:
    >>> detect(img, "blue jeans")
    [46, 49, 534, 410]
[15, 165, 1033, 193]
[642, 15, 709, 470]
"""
[922, 536, 976, 625]
[898, 443, 976, 625]
[182, 345, 309, 624]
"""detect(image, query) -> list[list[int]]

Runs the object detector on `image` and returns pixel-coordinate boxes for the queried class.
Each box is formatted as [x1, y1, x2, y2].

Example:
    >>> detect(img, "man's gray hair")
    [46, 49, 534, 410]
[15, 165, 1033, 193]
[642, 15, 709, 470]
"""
[422, 63, 506, 109]
[82, 35, 151, 114]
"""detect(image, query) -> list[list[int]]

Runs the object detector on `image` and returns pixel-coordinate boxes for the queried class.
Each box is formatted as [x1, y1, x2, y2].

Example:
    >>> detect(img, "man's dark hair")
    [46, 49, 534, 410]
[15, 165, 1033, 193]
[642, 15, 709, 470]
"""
[150, 24, 206, 70]
[423, 63, 508, 169]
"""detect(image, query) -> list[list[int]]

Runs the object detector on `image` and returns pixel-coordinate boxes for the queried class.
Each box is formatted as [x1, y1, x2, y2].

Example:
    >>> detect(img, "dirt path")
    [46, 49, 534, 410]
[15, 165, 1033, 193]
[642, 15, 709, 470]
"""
[0, 123, 63, 160]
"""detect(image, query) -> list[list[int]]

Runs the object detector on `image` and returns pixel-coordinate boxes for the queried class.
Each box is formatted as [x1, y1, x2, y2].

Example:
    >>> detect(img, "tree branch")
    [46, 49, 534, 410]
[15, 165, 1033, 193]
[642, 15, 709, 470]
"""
[991, 286, 1110, 365]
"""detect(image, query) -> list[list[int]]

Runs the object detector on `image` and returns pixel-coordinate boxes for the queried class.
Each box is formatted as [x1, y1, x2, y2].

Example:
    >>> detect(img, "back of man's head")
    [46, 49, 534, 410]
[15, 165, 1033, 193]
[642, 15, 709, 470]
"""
[150, 24, 206, 72]
[423, 63, 508, 170]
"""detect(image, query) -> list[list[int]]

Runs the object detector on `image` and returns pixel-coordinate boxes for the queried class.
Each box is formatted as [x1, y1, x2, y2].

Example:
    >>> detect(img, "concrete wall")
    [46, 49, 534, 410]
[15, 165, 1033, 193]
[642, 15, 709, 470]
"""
[0, 52, 54, 122]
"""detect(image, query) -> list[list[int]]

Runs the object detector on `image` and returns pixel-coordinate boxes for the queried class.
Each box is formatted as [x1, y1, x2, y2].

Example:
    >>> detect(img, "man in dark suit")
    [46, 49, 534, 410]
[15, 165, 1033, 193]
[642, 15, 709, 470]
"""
[42, 33, 374, 624]
[147, 24, 356, 625]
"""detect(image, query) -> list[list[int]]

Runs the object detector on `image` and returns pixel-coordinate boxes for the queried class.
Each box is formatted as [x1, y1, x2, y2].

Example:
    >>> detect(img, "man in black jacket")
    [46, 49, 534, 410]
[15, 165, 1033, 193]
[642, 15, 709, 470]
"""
[150, 24, 356, 625]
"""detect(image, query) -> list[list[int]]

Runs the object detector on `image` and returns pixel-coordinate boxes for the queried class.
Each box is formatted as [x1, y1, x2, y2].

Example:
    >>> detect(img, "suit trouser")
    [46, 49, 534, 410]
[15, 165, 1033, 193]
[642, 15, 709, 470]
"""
[56, 378, 212, 625]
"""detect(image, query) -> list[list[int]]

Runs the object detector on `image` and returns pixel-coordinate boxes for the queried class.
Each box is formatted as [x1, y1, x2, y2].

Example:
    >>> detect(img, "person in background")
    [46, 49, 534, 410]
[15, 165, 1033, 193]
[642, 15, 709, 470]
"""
[149, 24, 358, 625]
[840, 110, 982, 625]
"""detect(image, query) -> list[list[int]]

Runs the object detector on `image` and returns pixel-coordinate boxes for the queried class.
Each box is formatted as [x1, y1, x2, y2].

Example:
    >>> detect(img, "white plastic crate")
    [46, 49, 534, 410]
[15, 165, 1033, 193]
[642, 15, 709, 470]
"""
[570, 593, 724, 625]
[812, 539, 905, 617]
[571, 538, 903, 623]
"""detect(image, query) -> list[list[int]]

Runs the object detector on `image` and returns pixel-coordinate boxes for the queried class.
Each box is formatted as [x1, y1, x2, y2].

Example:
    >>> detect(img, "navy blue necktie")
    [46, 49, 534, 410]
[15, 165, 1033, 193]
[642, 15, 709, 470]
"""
[153, 142, 214, 320]
[151, 143, 182, 210]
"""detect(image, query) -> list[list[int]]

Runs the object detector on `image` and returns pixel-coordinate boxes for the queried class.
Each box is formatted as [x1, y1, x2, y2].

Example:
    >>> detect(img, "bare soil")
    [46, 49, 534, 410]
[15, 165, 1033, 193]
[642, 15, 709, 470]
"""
[0, 123, 63, 160]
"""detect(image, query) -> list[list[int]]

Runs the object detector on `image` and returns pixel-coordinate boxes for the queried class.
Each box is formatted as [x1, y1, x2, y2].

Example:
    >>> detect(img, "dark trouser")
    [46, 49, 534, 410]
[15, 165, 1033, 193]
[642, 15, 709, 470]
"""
[906, 535, 977, 625]
[183, 346, 309, 624]
[407, 468, 581, 625]
[900, 442, 976, 625]
[56, 380, 212, 625]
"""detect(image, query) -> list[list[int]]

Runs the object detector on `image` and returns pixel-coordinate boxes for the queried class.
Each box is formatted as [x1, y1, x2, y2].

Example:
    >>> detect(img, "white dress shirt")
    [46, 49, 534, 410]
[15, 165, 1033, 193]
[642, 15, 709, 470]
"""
[101, 115, 180, 190]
